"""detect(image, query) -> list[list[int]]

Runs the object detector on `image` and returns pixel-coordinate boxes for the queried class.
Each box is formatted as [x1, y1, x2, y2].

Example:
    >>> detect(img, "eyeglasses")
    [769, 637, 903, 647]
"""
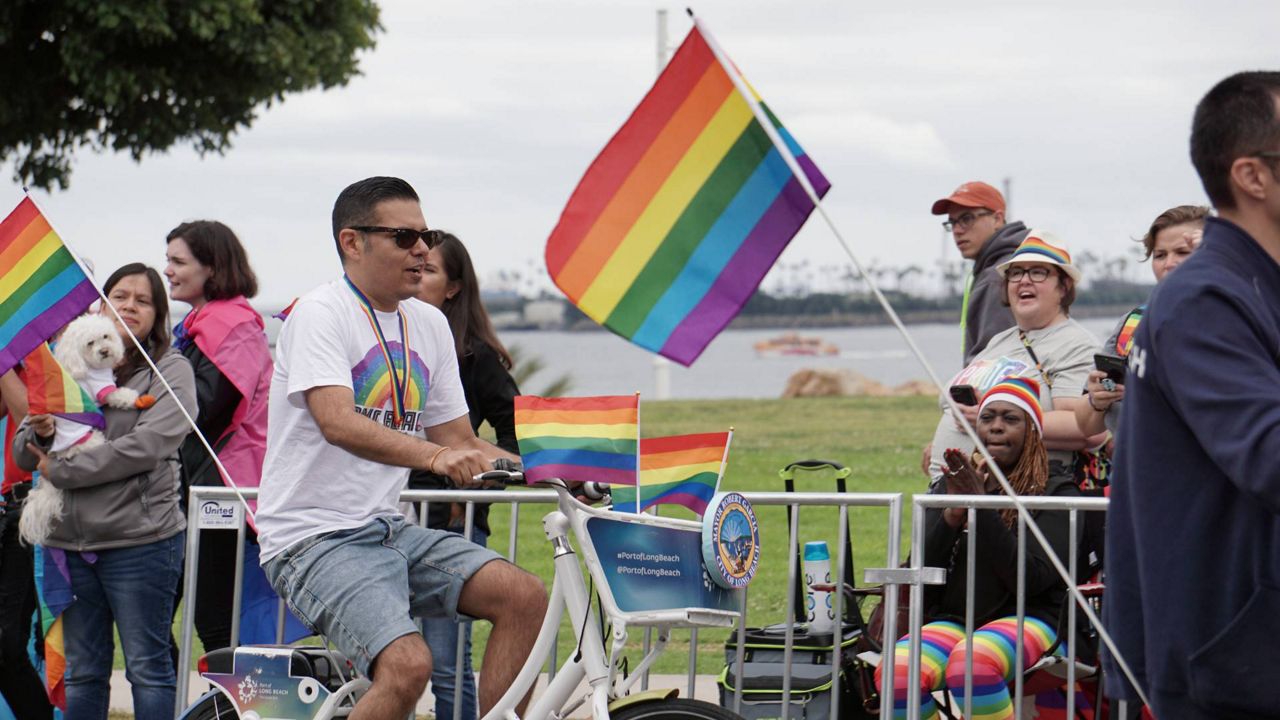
[1005, 266, 1054, 283]
[1253, 151, 1280, 170]
[350, 226, 443, 250]
[942, 210, 993, 232]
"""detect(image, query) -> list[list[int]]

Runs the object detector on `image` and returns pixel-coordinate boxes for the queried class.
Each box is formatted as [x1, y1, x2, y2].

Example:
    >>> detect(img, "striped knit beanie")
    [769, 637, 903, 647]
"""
[978, 376, 1043, 435]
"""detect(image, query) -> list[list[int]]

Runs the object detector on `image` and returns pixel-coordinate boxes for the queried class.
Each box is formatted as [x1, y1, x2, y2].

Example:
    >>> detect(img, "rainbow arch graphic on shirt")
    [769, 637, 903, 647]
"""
[351, 342, 429, 410]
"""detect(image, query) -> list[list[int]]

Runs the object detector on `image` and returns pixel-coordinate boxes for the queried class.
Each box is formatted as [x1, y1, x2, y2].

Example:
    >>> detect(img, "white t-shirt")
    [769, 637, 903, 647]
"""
[927, 318, 1098, 481]
[256, 279, 469, 561]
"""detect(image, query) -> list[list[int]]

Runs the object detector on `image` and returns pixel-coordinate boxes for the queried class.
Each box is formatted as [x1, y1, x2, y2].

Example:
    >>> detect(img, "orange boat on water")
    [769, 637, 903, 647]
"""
[753, 332, 840, 357]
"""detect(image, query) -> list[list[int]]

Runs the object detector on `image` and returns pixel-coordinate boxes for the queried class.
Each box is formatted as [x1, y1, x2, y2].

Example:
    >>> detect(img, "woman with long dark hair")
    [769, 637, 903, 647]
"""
[15, 264, 197, 720]
[164, 219, 279, 650]
[881, 377, 1080, 719]
[410, 231, 519, 720]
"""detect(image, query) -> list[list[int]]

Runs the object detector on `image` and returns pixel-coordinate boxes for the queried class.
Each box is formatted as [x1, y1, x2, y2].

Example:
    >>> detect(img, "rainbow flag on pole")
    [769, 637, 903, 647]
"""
[545, 23, 830, 366]
[0, 198, 98, 375]
[612, 431, 732, 516]
[514, 395, 639, 485]
[23, 343, 103, 428]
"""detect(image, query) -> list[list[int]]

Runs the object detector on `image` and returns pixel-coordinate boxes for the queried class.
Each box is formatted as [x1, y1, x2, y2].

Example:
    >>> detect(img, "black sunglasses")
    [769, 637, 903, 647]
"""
[350, 226, 443, 250]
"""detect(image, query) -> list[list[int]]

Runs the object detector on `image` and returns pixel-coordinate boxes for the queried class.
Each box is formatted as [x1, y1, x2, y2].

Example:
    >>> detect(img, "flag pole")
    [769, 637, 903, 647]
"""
[687, 11, 1151, 708]
[634, 391, 643, 516]
[24, 196, 257, 523]
[711, 427, 733, 497]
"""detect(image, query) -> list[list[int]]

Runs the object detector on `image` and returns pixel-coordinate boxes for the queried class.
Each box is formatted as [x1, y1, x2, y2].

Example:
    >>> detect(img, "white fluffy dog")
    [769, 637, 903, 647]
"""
[20, 314, 145, 546]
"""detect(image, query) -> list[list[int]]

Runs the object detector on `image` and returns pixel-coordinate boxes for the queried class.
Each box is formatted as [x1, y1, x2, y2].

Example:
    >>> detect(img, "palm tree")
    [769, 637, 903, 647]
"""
[508, 344, 573, 397]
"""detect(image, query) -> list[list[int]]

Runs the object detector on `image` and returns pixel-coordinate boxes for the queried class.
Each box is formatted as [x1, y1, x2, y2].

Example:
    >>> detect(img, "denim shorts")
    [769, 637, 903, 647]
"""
[263, 516, 503, 676]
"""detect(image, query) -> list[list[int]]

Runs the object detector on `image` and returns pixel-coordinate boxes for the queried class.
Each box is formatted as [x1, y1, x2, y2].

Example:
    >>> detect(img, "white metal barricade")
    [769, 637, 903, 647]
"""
[176, 487, 1114, 720]
[903, 494, 1111, 720]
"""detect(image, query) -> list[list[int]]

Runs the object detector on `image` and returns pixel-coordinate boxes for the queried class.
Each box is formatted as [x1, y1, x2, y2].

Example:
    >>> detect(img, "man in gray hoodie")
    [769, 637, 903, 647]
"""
[932, 181, 1028, 363]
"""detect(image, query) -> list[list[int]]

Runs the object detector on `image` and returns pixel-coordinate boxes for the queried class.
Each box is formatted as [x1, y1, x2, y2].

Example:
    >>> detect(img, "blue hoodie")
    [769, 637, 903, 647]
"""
[1105, 217, 1280, 718]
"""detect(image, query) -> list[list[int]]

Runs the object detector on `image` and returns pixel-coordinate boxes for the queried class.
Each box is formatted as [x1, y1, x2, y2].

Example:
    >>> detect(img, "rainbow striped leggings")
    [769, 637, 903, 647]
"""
[873, 616, 1056, 719]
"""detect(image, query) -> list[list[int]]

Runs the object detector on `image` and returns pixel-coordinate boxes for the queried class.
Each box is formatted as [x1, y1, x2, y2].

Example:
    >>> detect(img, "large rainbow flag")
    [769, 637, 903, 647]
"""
[514, 395, 639, 485]
[0, 198, 98, 375]
[612, 431, 731, 516]
[23, 342, 104, 428]
[545, 24, 830, 366]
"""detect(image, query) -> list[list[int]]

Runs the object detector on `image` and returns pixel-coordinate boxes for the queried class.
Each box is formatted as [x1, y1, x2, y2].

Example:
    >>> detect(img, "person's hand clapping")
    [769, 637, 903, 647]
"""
[941, 448, 984, 527]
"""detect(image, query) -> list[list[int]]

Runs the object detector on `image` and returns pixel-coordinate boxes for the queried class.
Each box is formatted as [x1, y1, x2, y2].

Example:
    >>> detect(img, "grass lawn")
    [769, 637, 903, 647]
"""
[476, 395, 938, 675]
[129, 395, 938, 679]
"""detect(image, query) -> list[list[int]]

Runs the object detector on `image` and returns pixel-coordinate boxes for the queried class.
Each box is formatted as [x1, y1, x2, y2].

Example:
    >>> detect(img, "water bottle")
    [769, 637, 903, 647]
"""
[803, 541, 836, 634]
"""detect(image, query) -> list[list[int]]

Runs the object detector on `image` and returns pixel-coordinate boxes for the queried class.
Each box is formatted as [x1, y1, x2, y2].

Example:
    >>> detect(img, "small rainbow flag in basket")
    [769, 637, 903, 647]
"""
[514, 395, 639, 485]
[612, 431, 732, 516]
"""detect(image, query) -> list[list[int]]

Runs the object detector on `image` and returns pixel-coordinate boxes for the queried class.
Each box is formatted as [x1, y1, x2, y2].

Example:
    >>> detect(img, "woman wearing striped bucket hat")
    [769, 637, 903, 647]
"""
[882, 377, 1084, 719]
[926, 231, 1102, 488]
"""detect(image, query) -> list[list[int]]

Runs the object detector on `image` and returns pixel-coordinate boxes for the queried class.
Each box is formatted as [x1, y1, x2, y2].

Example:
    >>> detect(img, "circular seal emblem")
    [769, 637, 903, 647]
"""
[701, 492, 760, 589]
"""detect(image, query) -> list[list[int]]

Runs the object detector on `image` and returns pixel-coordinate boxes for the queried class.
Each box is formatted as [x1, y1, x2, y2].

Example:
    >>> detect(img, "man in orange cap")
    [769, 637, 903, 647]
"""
[931, 181, 1029, 363]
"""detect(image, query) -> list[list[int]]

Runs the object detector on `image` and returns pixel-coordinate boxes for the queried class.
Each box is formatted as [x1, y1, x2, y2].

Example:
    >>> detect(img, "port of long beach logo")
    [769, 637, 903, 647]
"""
[702, 492, 759, 589]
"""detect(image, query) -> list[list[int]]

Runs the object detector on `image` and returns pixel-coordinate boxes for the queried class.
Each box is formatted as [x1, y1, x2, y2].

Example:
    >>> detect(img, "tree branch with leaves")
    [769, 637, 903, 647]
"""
[0, 0, 381, 189]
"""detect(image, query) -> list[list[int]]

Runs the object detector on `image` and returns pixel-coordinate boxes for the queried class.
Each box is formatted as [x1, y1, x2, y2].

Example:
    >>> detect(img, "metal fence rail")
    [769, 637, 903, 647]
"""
[907, 494, 1110, 720]
[176, 487, 1114, 720]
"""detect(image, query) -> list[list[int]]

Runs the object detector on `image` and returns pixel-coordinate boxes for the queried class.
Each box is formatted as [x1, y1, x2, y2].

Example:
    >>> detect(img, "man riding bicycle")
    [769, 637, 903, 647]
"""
[256, 176, 548, 720]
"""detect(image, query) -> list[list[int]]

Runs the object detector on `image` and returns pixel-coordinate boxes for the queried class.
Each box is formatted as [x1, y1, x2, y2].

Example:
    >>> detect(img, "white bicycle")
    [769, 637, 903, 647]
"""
[179, 469, 755, 720]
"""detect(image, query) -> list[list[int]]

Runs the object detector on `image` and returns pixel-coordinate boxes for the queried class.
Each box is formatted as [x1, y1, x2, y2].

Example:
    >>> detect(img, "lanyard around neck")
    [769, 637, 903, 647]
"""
[1018, 329, 1053, 391]
[344, 275, 410, 426]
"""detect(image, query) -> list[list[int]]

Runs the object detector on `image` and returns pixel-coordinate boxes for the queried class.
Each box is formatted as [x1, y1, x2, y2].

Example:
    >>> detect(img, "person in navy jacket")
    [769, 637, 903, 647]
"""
[1105, 71, 1280, 718]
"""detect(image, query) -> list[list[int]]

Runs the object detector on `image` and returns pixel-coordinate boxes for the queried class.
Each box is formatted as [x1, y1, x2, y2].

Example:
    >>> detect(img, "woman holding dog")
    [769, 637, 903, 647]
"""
[164, 220, 276, 651]
[14, 263, 197, 720]
[880, 378, 1081, 719]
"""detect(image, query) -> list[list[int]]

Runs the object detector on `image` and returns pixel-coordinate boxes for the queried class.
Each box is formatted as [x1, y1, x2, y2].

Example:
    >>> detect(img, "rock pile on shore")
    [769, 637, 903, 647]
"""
[782, 369, 938, 398]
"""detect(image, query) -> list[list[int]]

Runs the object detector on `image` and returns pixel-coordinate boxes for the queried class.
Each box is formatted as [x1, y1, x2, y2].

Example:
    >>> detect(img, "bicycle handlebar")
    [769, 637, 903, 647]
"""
[472, 457, 528, 486]
[470, 460, 611, 502]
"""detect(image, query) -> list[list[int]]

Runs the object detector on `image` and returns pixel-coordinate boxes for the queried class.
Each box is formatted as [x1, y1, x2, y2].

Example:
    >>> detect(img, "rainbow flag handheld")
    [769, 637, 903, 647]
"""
[24, 343, 103, 428]
[514, 395, 639, 485]
[545, 20, 830, 366]
[612, 431, 731, 516]
[33, 545, 73, 710]
[0, 198, 98, 375]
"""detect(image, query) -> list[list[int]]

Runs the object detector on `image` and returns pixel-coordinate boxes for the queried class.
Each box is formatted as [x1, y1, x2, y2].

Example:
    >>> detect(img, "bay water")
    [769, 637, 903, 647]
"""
[499, 318, 1119, 400]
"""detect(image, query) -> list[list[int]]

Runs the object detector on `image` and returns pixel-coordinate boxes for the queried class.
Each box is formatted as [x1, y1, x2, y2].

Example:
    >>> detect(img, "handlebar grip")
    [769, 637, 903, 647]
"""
[491, 457, 523, 473]
[472, 470, 527, 486]
[579, 481, 609, 501]
[472, 458, 526, 486]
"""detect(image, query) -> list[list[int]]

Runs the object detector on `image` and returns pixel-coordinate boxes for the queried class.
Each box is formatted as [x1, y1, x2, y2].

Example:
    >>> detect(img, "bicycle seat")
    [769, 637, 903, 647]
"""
[201, 646, 357, 692]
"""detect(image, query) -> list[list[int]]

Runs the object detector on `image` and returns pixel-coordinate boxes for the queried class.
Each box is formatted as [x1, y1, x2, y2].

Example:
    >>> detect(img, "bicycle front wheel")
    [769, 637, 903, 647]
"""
[180, 690, 239, 720]
[610, 698, 744, 720]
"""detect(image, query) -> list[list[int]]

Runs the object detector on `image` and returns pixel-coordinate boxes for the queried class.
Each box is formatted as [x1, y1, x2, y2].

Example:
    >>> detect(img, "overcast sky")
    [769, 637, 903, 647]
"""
[9, 0, 1278, 309]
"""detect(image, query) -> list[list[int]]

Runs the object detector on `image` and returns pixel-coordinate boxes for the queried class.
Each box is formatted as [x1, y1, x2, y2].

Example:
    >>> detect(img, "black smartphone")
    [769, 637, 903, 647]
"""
[949, 384, 979, 406]
[1094, 353, 1127, 384]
